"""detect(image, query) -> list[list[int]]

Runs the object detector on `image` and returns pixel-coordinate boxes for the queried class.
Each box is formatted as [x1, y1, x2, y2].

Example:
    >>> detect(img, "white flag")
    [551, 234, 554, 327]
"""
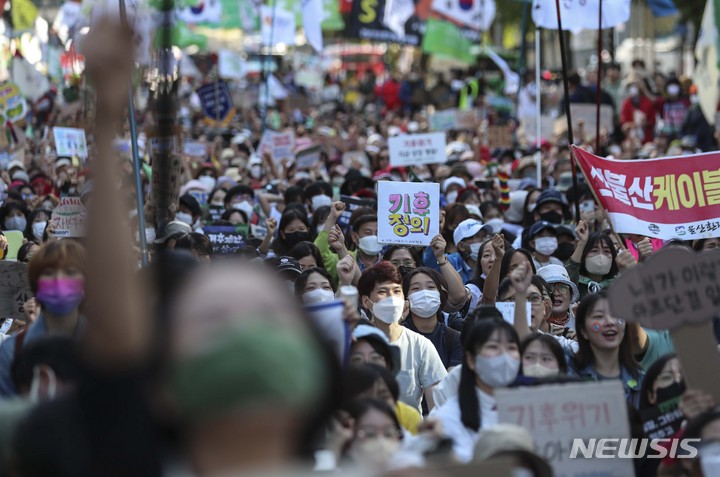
[532, 0, 630, 33]
[431, 0, 495, 30]
[302, 0, 325, 52]
[694, 0, 719, 125]
[177, 0, 222, 23]
[483, 46, 520, 95]
[383, 0, 414, 37]
[261, 5, 296, 46]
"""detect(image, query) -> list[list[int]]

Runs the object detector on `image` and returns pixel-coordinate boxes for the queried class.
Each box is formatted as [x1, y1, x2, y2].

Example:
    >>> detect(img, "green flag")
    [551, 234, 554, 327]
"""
[422, 18, 475, 65]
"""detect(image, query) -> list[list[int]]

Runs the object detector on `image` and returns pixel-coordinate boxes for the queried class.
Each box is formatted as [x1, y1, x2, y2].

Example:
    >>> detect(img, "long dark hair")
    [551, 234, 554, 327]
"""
[459, 317, 519, 431]
[289, 241, 326, 270]
[471, 238, 495, 285]
[638, 353, 678, 411]
[580, 232, 619, 279]
[272, 209, 314, 256]
[519, 333, 568, 375]
[572, 292, 641, 378]
[498, 248, 537, 282]
[401, 267, 448, 321]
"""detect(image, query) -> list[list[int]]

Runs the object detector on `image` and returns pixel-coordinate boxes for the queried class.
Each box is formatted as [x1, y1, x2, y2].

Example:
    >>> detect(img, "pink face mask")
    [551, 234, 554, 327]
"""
[35, 278, 85, 316]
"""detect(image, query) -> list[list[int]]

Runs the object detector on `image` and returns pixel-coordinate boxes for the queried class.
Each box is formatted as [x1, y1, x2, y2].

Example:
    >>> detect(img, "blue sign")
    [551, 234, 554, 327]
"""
[196, 81, 235, 126]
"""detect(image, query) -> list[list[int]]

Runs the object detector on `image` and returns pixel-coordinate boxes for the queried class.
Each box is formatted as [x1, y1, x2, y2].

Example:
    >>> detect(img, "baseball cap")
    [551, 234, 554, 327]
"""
[535, 189, 567, 208]
[154, 220, 192, 244]
[443, 176, 466, 193]
[453, 219, 493, 246]
[556, 172, 574, 192]
[528, 221, 557, 240]
[266, 256, 303, 278]
[7, 160, 24, 172]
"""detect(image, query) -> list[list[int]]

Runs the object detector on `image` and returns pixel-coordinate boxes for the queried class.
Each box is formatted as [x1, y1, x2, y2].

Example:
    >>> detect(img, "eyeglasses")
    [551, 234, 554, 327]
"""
[551, 283, 571, 295]
[391, 260, 415, 268]
[528, 293, 543, 304]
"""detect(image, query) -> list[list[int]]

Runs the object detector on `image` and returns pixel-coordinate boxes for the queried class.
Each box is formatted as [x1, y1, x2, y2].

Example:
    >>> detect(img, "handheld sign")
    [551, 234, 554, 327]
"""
[608, 247, 720, 401]
[388, 132, 447, 167]
[338, 195, 376, 229]
[295, 145, 322, 170]
[0, 261, 32, 321]
[50, 197, 88, 237]
[377, 181, 439, 246]
[494, 302, 532, 326]
[203, 225, 248, 255]
[259, 130, 296, 166]
[53, 127, 88, 159]
[497, 380, 634, 477]
[640, 396, 684, 440]
[196, 81, 236, 127]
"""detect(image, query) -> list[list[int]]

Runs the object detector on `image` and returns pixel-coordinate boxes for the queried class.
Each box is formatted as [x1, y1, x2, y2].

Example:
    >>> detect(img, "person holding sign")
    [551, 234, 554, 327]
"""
[425, 219, 493, 285]
[429, 316, 521, 463]
[358, 262, 447, 412]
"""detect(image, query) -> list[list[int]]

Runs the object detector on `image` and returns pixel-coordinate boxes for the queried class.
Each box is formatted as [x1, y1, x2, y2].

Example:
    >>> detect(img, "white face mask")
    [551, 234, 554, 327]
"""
[465, 204, 482, 217]
[523, 362, 559, 378]
[585, 254, 613, 276]
[358, 235, 382, 255]
[311, 194, 333, 211]
[408, 290, 442, 318]
[145, 227, 157, 243]
[667, 84, 681, 96]
[303, 288, 335, 305]
[474, 353, 520, 388]
[5, 216, 26, 231]
[29, 366, 57, 403]
[534, 236, 558, 256]
[446, 190, 458, 204]
[233, 200, 255, 220]
[198, 175, 216, 190]
[349, 437, 400, 469]
[690, 95, 700, 105]
[469, 242, 483, 262]
[250, 165, 263, 179]
[486, 218, 504, 234]
[628, 86, 639, 97]
[176, 211, 193, 226]
[32, 221, 47, 240]
[372, 296, 405, 324]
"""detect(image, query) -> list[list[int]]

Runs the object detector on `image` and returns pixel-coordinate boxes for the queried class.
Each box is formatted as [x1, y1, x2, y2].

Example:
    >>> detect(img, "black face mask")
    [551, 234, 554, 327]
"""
[539, 210, 563, 225]
[655, 380, 686, 405]
[554, 242, 575, 262]
[284, 231, 310, 248]
[398, 265, 415, 278]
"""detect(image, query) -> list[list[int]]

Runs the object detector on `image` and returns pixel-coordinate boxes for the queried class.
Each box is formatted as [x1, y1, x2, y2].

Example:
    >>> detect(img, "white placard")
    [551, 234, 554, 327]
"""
[494, 302, 532, 326]
[183, 140, 206, 157]
[388, 132, 447, 167]
[295, 146, 322, 170]
[497, 381, 635, 477]
[377, 181, 440, 246]
[259, 130, 296, 166]
[53, 127, 88, 159]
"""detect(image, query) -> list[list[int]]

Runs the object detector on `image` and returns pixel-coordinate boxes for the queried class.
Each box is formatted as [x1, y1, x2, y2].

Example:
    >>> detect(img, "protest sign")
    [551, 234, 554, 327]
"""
[573, 147, 720, 240]
[195, 81, 236, 126]
[53, 127, 88, 158]
[206, 205, 225, 224]
[189, 190, 209, 206]
[496, 380, 634, 477]
[203, 225, 248, 255]
[295, 145, 322, 170]
[486, 125, 513, 149]
[0, 82, 28, 124]
[0, 261, 32, 321]
[494, 302, 532, 326]
[50, 197, 87, 237]
[608, 247, 720, 401]
[338, 195, 376, 229]
[388, 132, 446, 167]
[183, 140, 206, 157]
[377, 181, 440, 246]
[640, 396, 684, 440]
[259, 130, 296, 165]
[429, 108, 480, 131]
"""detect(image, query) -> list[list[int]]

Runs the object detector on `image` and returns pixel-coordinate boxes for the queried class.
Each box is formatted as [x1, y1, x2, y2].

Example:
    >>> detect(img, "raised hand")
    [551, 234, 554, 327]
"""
[510, 262, 532, 295]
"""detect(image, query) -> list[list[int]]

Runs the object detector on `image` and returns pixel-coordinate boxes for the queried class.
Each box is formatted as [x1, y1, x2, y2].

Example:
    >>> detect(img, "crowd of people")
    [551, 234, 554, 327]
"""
[0, 26, 719, 476]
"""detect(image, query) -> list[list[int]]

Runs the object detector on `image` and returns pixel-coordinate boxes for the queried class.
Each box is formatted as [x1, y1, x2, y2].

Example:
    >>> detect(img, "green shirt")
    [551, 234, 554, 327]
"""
[638, 329, 675, 371]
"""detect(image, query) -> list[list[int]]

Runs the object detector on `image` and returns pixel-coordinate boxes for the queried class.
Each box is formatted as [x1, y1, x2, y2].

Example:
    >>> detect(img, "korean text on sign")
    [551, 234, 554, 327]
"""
[388, 132, 447, 167]
[573, 147, 720, 240]
[377, 181, 440, 246]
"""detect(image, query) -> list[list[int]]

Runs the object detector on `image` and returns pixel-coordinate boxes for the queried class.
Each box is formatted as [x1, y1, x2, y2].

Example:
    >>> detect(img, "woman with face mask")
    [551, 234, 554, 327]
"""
[340, 398, 404, 471]
[295, 267, 336, 305]
[519, 333, 567, 379]
[358, 262, 447, 412]
[527, 220, 563, 269]
[0, 203, 29, 233]
[0, 240, 87, 397]
[24, 209, 51, 244]
[268, 208, 315, 257]
[429, 316, 521, 463]
[566, 222, 620, 299]
[401, 268, 462, 369]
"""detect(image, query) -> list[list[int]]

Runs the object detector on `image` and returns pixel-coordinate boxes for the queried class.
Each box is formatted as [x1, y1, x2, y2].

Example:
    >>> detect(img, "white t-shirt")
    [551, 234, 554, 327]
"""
[392, 328, 448, 411]
[433, 365, 462, 408]
[430, 388, 498, 463]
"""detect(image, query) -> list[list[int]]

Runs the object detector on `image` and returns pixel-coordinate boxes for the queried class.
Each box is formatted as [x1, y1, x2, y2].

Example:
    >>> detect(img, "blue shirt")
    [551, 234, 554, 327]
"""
[422, 248, 473, 284]
[566, 353, 644, 409]
[0, 315, 85, 398]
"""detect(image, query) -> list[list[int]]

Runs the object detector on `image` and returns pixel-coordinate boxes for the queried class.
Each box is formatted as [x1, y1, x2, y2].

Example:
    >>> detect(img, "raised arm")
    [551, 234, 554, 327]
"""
[510, 262, 533, 341]
[481, 234, 505, 305]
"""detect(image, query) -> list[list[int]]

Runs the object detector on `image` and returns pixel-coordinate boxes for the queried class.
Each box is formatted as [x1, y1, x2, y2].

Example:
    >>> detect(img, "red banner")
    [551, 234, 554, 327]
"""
[572, 146, 720, 240]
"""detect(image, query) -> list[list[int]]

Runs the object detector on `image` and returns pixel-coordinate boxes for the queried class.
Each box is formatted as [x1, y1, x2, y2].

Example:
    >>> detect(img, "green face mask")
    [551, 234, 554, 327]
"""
[170, 322, 325, 422]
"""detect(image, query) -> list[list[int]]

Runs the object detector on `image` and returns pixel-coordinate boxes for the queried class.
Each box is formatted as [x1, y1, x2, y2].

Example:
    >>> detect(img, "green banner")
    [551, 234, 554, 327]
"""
[421, 18, 475, 64]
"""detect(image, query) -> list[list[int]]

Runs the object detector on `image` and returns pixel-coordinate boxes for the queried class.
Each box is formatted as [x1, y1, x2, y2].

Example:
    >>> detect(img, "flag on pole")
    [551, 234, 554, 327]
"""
[431, 0, 495, 30]
[177, 0, 222, 23]
[261, 5, 297, 46]
[302, 0, 326, 51]
[532, 0, 630, 32]
[421, 18, 475, 64]
[694, 0, 720, 125]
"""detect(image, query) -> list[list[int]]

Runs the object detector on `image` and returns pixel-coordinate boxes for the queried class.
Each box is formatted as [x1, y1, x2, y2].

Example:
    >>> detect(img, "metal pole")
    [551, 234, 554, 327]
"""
[535, 27, 542, 189]
[261, 0, 278, 132]
[119, 0, 148, 267]
[554, 0, 580, 221]
[595, 0, 602, 154]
